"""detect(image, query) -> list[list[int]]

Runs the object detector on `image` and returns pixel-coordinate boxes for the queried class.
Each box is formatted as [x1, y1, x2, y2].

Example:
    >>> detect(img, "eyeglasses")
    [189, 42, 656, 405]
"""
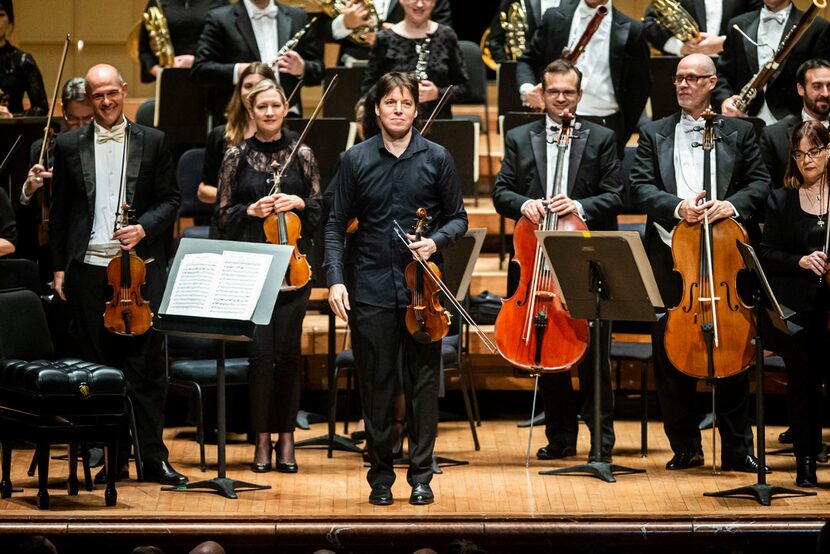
[792, 146, 826, 162]
[671, 74, 713, 85]
[544, 89, 579, 99]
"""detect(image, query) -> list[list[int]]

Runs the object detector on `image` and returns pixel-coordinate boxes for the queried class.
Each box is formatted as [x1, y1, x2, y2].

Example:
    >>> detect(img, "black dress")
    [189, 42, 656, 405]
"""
[0, 187, 16, 252]
[758, 186, 830, 458]
[362, 24, 470, 119]
[216, 134, 321, 433]
[0, 42, 47, 116]
[138, 0, 228, 82]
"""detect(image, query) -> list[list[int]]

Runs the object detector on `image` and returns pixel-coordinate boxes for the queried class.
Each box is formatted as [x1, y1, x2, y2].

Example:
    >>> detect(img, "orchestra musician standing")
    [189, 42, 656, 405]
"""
[325, 72, 467, 506]
[48, 64, 186, 486]
[516, 0, 650, 157]
[716, 0, 830, 124]
[629, 54, 770, 472]
[215, 78, 321, 473]
[760, 58, 830, 187]
[492, 59, 622, 462]
[758, 120, 830, 487]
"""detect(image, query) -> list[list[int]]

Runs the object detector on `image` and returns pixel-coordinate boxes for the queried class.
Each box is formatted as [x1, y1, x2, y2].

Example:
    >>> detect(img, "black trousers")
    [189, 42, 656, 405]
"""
[540, 320, 614, 459]
[651, 313, 754, 461]
[350, 302, 441, 488]
[248, 286, 311, 433]
[65, 260, 169, 468]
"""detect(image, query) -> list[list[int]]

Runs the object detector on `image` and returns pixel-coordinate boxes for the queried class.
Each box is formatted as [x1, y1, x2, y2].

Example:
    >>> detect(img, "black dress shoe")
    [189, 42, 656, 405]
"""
[276, 461, 298, 473]
[369, 483, 393, 506]
[250, 461, 272, 473]
[665, 449, 704, 470]
[721, 454, 771, 474]
[144, 461, 188, 485]
[536, 443, 577, 460]
[350, 430, 366, 442]
[796, 456, 818, 487]
[409, 483, 434, 505]
[778, 428, 793, 444]
[93, 464, 129, 484]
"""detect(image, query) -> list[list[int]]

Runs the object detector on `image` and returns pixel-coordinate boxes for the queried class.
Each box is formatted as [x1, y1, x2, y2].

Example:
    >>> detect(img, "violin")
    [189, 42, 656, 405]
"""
[663, 109, 754, 379]
[493, 114, 589, 372]
[263, 161, 311, 288]
[104, 204, 153, 336]
[403, 208, 451, 343]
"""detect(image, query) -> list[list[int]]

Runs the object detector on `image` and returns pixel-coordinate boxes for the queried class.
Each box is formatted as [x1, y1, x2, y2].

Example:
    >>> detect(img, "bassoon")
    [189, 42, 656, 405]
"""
[562, 5, 609, 63]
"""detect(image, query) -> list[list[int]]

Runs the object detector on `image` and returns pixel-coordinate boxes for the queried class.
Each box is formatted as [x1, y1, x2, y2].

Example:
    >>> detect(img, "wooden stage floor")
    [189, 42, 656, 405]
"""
[1, 420, 829, 552]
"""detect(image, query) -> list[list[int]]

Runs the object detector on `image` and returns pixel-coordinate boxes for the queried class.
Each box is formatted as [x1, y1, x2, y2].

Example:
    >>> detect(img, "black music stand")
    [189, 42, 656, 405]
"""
[702, 242, 815, 506]
[154, 68, 209, 145]
[535, 231, 661, 482]
[154, 238, 292, 499]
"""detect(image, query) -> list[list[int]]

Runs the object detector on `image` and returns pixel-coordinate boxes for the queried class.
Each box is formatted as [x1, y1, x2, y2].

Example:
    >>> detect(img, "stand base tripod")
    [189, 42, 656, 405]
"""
[540, 460, 645, 483]
[703, 483, 815, 507]
[390, 454, 468, 474]
[161, 476, 271, 500]
[295, 433, 363, 454]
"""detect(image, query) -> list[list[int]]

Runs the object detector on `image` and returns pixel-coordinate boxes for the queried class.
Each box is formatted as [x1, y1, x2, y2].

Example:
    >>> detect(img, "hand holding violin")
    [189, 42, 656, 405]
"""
[112, 224, 145, 250]
[406, 234, 437, 261]
[547, 193, 580, 218]
[799, 250, 827, 276]
[25, 164, 53, 197]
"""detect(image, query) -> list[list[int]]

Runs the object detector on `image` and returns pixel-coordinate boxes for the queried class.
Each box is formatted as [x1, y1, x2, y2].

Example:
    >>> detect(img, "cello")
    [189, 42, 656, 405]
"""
[663, 109, 755, 380]
[494, 113, 589, 372]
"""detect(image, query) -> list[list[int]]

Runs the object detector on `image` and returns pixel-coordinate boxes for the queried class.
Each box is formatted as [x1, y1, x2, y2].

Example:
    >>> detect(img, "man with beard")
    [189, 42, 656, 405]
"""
[760, 59, 830, 187]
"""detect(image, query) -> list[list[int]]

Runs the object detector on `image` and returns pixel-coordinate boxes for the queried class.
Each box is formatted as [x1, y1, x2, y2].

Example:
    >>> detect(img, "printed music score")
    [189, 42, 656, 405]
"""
[166, 250, 272, 320]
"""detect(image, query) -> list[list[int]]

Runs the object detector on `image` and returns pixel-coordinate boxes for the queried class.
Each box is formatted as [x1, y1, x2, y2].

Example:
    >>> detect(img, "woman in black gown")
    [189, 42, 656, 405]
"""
[758, 120, 830, 488]
[0, 0, 46, 116]
[216, 78, 321, 473]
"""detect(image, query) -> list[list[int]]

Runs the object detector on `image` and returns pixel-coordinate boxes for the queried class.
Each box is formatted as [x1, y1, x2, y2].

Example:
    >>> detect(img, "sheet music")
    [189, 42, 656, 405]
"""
[166, 251, 272, 320]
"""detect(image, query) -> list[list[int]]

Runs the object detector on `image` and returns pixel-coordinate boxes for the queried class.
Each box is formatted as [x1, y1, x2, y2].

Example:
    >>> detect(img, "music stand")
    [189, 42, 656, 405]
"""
[154, 68, 209, 145]
[702, 241, 815, 505]
[154, 238, 292, 499]
[535, 230, 662, 482]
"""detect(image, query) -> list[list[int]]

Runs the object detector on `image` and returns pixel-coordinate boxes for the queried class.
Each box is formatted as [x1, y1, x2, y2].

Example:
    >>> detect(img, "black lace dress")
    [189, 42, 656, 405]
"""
[216, 133, 321, 433]
[0, 42, 47, 116]
[362, 24, 469, 119]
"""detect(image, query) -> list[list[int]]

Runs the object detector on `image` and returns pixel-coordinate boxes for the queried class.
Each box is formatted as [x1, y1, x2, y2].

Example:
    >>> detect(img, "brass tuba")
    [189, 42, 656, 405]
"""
[649, 0, 700, 42]
[317, 0, 380, 46]
[127, 1, 175, 67]
[481, 1, 528, 70]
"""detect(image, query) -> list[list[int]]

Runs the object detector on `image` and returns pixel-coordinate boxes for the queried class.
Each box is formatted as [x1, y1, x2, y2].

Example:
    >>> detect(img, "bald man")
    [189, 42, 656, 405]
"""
[629, 54, 771, 473]
[49, 64, 186, 486]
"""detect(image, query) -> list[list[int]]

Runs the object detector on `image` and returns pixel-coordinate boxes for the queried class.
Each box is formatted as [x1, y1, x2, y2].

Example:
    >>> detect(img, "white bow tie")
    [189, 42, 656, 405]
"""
[251, 6, 278, 20]
[760, 9, 785, 24]
[680, 117, 703, 134]
[96, 126, 126, 144]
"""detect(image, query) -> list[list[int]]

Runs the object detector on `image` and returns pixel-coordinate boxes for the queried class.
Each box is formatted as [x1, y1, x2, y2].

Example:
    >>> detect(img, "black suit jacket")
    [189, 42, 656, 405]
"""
[487, 0, 547, 63]
[629, 113, 770, 301]
[643, 0, 762, 54]
[49, 122, 180, 273]
[492, 118, 623, 231]
[759, 113, 801, 188]
[191, 1, 324, 122]
[319, 0, 452, 62]
[714, 7, 830, 119]
[516, 1, 650, 142]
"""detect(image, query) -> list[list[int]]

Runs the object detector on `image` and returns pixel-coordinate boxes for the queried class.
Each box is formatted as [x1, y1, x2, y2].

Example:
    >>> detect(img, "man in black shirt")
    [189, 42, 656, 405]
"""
[325, 72, 467, 507]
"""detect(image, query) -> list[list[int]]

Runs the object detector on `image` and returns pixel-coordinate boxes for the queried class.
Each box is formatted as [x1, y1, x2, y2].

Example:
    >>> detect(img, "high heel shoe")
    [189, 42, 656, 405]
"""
[796, 455, 817, 487]
[251, 443, 273, 473]
[275, 440, 298, 473]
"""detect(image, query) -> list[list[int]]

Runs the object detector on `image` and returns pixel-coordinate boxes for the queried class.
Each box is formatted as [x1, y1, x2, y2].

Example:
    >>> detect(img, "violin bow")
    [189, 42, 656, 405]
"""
[269, 74, 339, 194]
[419, 85, 453, 137]
[38, 35, 71, 166]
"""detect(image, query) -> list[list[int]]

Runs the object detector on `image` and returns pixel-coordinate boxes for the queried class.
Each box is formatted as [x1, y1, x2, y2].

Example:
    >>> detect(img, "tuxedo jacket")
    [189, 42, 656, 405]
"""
[628, 113, 770, 301]
[643, 0, 762, 54]
[191, 1, 324, 122]
[714, 6, 830, 119]
[487, 0, 548, 63]
[759, 113, 801, 187]
[48, 122, 180, 274]
[318, 0, 452, 62]
[492, 118, 623, 231]
[516, 0, 651, 142]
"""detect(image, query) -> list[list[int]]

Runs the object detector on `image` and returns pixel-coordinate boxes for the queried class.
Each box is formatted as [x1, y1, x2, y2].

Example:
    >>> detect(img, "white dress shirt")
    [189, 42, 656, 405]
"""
[755, 3, 792, 124]
[332, 0, 391, 40]
[234, 0, 281, 84]
[540, 0, 561, 16]
[802, 108, 830, 127]
[85, 118, 128, 267]
[567, 0, 618, 116]
[662, 0, 723, 56]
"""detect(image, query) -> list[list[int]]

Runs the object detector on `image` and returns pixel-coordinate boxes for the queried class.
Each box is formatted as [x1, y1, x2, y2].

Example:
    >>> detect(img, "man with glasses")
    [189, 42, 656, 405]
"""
[716, 0, 830, 124]
[493, 59, 623, 464]
[516, 0, 650, 157]
[761, 58, 830, 187]
[630, 53, 771, 473]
